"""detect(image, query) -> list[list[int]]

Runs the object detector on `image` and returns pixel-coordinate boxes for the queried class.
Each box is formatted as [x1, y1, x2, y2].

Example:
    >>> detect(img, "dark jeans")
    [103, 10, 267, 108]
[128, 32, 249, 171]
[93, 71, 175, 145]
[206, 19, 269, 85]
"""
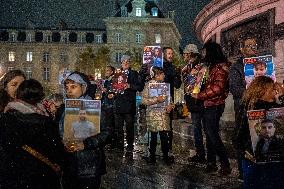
[233, 98, 243, 176]
[203, 104, 230, 167]
[168, 112, 173, 151]
[191, 112, 205, 158]
[114, 113, 135, 148]
[150, 131, 169, 157]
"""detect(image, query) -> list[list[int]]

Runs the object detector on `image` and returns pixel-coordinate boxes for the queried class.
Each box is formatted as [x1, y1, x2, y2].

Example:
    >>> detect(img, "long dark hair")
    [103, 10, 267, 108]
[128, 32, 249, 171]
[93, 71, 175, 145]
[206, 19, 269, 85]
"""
[202, 41, 227, 66]
[0, 70, 26, 91]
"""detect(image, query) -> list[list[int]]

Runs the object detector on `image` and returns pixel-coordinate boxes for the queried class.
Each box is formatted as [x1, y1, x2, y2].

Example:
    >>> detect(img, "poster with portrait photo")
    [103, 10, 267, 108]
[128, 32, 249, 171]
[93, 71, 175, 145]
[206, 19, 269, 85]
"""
[244, 55, 275, 88]
[143, 46, 163, 72]
[111, 72, 128, 94]
[63, 99, 101, 144]
[148, 83, 171, 109]
[247, 108, 284, 163]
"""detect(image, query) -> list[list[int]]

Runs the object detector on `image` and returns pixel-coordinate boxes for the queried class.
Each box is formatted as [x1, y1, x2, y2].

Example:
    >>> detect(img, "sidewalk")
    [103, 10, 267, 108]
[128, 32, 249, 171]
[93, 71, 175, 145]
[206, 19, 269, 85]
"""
[101, 119, 242, 189]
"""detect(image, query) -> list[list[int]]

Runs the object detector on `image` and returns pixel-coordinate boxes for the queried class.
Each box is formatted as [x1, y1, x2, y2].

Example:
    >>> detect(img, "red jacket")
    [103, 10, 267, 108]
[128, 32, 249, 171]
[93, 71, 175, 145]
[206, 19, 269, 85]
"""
[197, 62, 231, 107]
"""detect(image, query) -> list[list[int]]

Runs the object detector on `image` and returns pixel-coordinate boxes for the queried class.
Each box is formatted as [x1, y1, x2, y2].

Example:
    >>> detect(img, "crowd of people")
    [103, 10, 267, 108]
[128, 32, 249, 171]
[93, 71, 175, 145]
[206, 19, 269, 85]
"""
[0, 39, 284, 189]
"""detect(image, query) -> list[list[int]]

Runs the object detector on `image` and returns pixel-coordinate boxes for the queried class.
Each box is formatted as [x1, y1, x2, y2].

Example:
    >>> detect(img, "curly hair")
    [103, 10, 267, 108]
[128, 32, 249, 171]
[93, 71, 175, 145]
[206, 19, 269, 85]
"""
[242, 76, 274, 110]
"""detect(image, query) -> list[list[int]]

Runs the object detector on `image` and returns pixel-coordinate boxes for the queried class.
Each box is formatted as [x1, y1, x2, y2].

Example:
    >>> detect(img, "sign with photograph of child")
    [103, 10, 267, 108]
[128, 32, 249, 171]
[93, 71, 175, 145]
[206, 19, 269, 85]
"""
[143, 46, 163, 71]
[63, 99, 101, 146]
[244, 55, 275, 88]
[247, 108, 284, 163]
[111, 72, 128, 94]
[148, 83, 170, 109]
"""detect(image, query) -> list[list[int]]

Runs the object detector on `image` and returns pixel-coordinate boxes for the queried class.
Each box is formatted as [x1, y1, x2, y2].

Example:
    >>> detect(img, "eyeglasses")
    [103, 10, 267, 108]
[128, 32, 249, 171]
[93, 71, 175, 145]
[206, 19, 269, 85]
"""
[245, 44, 258, 49]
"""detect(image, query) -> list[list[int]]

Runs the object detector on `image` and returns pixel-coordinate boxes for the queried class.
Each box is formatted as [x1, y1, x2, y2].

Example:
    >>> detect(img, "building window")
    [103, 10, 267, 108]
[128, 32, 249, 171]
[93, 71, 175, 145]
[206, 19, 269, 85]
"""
[7, 67, 14, 71]
[115, 52, 123, 63]
[60, 52, 68, 63]
[24, 67, 32, 79]
[151, 8, 158, 17]
[43, 67, 50, 81]
[121, 6, 127, 17]
[8, 51, 15, 62]
[136, 8, 142, 17]
[155, 33, 161, 44]
[136, 33, 142, 44]
[46, 34, 51, 43]
[26, 52, 33, 62]
[116, 33, 122, 43]
[11, 33, 16, 42]
[95, 35, 102, 44]
[43, 52, 49, 62]
[27, 33, 32, 42]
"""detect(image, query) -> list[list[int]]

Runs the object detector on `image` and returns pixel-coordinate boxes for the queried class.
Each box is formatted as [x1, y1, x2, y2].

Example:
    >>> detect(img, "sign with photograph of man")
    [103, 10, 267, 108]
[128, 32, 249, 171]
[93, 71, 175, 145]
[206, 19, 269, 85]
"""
[63, 99, 101, 144]
[148, 83, 170, 109]
[143, 46, 163, 71]
[247, 108, 284, 163]
[244, 55, 275, 88]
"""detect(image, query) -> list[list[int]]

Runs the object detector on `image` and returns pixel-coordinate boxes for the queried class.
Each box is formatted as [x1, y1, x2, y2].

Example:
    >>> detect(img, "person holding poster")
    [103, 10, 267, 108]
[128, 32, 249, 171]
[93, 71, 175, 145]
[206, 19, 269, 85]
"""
[142, 67, 174, 165]
[113, 55, 144, 151]
[59, 71, 109, 189]
[229, 35, 258, 178]
[191, 41, 231, 175]
[236, 76, 284, 187]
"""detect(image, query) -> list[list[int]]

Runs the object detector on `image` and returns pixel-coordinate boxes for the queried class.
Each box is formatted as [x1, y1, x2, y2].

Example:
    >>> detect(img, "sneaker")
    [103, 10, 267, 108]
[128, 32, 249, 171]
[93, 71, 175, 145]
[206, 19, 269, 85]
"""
[218, 166, 232, 176]
[163, 155, 174, 166]
[188, 155, 206, 164]
[205, 164, 218, 173]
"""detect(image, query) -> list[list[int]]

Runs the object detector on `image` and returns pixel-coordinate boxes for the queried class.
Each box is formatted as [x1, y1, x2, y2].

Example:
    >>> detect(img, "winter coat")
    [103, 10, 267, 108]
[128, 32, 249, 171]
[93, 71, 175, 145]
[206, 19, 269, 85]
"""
[229, 57, 246, 100]
[113, 68, 144, 114]
[142, 80, 171, 132]
[163, 61, 182, 100]
[59, 96, 110, 179]
[197, 62, 231, 107]
[0, 110, 65, 189]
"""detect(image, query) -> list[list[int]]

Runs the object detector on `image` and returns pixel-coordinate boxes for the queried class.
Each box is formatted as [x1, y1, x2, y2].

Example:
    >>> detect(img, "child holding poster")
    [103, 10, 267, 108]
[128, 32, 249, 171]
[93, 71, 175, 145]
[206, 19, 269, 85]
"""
[141, 67, 175, 165]
[59, 71, 109, 189]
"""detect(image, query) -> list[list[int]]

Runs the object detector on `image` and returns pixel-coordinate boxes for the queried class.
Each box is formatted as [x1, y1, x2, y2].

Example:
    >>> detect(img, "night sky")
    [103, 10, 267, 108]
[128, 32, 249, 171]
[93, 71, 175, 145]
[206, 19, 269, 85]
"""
[0, 0, 211, 48]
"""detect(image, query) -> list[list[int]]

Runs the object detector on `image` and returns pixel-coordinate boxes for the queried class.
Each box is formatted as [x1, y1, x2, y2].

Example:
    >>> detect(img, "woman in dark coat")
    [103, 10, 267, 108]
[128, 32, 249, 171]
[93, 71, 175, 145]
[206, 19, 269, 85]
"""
[0, 79, 65, 189]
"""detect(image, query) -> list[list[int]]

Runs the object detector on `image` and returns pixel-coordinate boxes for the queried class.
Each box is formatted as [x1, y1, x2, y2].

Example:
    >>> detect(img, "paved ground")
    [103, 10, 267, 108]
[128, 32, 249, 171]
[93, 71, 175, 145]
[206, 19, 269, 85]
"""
[101, 119, 243, 189]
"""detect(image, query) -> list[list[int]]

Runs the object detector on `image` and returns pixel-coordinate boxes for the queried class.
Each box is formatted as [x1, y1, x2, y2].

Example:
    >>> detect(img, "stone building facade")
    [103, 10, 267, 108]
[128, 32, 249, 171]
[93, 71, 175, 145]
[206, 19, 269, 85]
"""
[0, 0, 181, 92]
[193, 0, 284, 121]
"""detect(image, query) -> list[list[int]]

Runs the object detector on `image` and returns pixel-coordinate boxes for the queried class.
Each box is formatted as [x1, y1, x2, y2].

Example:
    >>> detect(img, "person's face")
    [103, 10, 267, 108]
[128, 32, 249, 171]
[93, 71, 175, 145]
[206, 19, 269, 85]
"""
[105, 67, 113, 77]
[183, 53, 190, 62]
[241, 38, 258, 58]
[121, 60, 130, 70]
[79, 110, 87, 121]
[254, 64, 267, 77]
[65, 83, 84, 99]
[118, 75, 123, 83]
[155, 72, 165, 82]
[262, 83, 277, 102]
[154, 49, 159, 56]
[6, 76, 25, 99]
[165, 49, 174, 62]
[260, 122, 276, 139]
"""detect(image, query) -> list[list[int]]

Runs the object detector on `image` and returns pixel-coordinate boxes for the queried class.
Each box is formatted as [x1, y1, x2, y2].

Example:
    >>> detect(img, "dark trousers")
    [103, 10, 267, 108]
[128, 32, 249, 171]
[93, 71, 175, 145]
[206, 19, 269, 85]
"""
[191, 112, 205, 158]
[64, 175, 101, 189]
[168, 112, 173, 151]
[114, 113, 135, 148]
[105, 106, 115, 145]
[233, 98, 243, 176]
[149, 131, 169, 157]
[203, 104, 230, 167]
